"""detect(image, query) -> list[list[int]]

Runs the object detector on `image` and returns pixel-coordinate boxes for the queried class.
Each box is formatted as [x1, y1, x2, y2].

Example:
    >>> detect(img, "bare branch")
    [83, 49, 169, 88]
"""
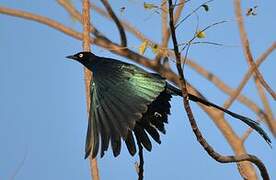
[223, 42, 276, 134]
[100, 0, 127, 46]
[155, 0, 186, 63]
[82, 1, 100, 180]
[0, 6, 83, 40]
[90, 3, 150, 43]
[57, 0, 102, 37]
[234, 0, 276, 100]
[255, 80, 275, 133]
[168, 1, 269, 180]
[175, 0, 214, 29]
[82, 0, 91, 51]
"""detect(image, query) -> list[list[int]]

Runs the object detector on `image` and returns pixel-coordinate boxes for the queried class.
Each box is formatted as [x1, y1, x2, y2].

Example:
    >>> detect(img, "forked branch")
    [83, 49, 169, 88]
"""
[234, 0, 276, 100]
[168, 1, 270, 180]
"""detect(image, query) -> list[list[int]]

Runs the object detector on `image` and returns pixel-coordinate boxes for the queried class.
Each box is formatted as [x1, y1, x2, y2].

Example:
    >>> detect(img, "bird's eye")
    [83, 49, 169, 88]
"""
[79, 53, 83, 58]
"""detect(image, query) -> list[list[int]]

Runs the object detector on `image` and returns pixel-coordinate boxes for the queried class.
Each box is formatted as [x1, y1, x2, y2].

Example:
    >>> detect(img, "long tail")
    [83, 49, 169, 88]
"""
[167, 84, 271, 146]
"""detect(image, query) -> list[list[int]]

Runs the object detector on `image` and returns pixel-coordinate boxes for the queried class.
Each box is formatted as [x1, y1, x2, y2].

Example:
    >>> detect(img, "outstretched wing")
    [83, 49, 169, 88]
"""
[85, 63, 166, 158]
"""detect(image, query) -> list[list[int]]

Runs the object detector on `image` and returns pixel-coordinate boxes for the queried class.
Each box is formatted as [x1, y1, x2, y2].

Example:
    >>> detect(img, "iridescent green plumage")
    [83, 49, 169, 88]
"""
[66, 52, 271, 159]
[86, 58, 168, 157]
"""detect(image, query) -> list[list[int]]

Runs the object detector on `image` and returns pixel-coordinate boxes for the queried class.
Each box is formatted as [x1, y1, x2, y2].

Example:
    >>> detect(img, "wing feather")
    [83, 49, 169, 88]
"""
[85, 63, 166, 158]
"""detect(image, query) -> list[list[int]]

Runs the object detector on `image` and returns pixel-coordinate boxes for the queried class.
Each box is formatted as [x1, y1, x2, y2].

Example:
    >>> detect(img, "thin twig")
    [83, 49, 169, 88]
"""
[82, 1, 100, 180]
[90, 3, 150, 43]
[0, 6, 83, 40]
[179, 41, 226, 47]
[255, 79, 275, 132]
[180, 20, 227, 52]
[164, 0, 185, 45]
[100, 0, 127, 46]
[57, 0, 103, 37]
[10, 146, 28, 180]
[241, 128, 255, 143]
[234, 0, 276, 100]
[155, 0, 169, 64]
[175, 0, 214, 29]
[223, 43, 276, 110]
[168, 1, 270, 180]
[156, 0, 185, 63]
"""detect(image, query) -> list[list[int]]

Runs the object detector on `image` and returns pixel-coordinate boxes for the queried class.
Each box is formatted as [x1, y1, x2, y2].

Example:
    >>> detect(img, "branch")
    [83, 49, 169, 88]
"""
[100, 0, 127, 46]
[223, 42, 276, 135]
[223, 42, 276, 109]
[155, 0, 169, 64]
[156, 0, 186, 63]
[234, 0, 276, 100]
[175, 0, 214, 29]
[82, 0, 100, 180]
[0, 6, 83, 40]
[90, 3, 151, 45]
[57, 0, 103, 37]
[168, 1, 270, 180]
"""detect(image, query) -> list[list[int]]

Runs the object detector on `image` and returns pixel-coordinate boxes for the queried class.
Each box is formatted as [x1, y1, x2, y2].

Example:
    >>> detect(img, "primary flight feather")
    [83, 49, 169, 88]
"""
[66, 51, 271, 158]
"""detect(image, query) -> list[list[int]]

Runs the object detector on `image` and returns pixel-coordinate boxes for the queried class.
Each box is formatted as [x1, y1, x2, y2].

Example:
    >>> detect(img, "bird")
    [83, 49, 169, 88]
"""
[66, 51, 271, 159]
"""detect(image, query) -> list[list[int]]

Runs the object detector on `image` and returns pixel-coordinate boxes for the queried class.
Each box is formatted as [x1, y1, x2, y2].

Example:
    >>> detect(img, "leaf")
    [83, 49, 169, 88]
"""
[151, 44, 159, 54]
[144, 2, 158, 10]
[139, 41, 148, 55]
[202, 4, 209, 12]
[196, 31, 206, 38]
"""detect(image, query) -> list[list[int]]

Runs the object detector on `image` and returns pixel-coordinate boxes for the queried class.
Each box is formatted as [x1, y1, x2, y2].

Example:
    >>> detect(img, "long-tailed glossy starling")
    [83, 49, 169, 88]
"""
[66, 51, 271, 159]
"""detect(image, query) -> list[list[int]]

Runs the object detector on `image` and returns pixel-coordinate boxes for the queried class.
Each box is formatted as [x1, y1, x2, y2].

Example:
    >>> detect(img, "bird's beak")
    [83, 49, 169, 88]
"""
[66, 55, 77, 60]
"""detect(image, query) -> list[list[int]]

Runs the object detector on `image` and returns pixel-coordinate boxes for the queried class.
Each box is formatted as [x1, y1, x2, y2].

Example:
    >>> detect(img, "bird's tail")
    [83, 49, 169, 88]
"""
[167, 84, 271, 146]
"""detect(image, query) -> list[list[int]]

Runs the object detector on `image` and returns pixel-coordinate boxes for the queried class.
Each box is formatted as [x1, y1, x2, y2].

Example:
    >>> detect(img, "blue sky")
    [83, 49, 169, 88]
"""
[0, 1, 275, 180]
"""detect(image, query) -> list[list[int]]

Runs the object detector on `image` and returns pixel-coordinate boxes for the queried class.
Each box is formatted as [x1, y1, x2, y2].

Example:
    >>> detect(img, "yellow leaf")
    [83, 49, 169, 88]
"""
[151, 44, 159, 54]
[139, 41, 148, 55]
[144, 2, 158, 10]
[196, 31, 206, 38]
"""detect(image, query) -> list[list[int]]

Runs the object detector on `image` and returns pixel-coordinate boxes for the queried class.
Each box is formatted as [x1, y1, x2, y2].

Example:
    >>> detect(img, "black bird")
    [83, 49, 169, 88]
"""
[66, 51, 271, 158]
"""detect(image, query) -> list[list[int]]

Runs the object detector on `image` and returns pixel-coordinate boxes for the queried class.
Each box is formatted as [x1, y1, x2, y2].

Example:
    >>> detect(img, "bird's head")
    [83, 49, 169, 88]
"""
[66, 51, 93, 62]
[66, 51, 98, 69]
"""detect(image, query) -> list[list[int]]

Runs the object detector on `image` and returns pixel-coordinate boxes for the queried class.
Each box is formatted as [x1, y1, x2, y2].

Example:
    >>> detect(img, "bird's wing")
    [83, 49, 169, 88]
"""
[85, 64, 166, 158]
